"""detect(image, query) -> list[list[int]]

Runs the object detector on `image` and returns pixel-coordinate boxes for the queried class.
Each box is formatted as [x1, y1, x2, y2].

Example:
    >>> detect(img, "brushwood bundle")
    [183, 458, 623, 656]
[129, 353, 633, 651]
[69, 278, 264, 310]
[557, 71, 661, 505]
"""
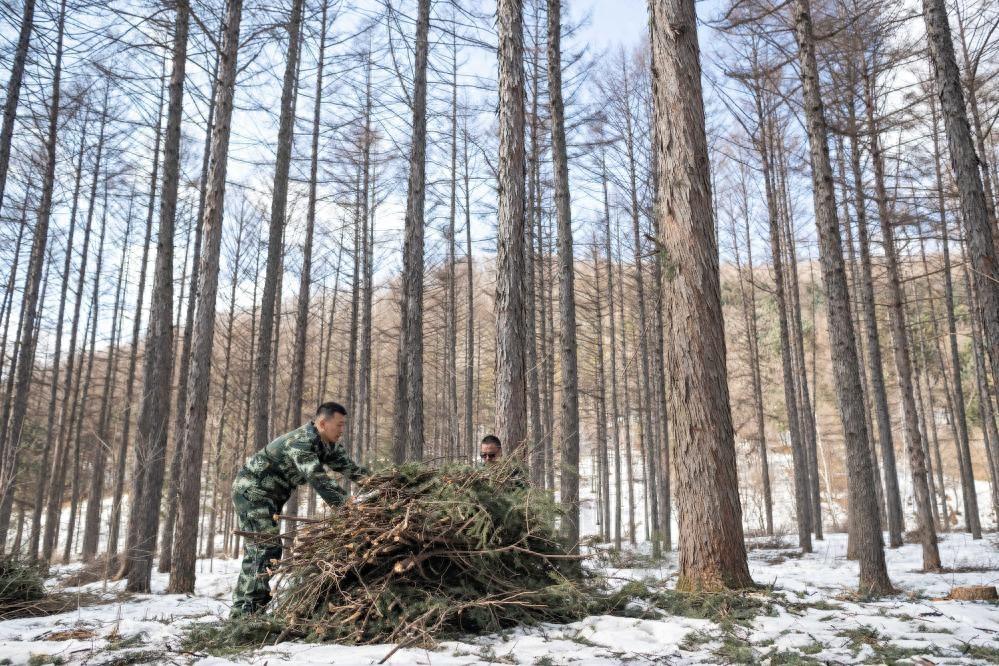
[265, 462, 606, 646]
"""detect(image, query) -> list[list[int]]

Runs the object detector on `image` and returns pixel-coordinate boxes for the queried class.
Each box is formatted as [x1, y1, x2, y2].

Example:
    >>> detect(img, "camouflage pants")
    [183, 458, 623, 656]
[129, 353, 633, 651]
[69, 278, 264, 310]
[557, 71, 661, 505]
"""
[231, 475, 285, 616]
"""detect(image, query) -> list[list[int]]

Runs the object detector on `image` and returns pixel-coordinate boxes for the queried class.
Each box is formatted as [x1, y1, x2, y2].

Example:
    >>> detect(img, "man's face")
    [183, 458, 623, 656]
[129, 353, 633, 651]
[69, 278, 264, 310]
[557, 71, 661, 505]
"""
[317, 412, 346, 443]
[480, 443, 501, 464]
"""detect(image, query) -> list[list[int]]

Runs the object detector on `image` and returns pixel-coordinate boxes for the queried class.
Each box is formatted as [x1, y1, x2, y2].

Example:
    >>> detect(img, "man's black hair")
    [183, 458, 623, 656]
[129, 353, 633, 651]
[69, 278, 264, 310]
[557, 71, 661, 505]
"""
[317, 401, 348, 418]
[481, 434, 501, 448]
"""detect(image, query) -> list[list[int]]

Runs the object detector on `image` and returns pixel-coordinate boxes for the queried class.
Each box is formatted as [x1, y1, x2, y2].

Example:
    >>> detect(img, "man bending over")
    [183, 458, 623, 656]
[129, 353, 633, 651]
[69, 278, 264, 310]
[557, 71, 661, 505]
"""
[230, 401, 367, 616]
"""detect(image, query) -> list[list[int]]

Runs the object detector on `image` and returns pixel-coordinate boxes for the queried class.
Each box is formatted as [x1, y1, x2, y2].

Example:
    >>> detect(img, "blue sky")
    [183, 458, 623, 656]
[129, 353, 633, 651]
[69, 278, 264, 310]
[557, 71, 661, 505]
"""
[575, 0, 649, 51]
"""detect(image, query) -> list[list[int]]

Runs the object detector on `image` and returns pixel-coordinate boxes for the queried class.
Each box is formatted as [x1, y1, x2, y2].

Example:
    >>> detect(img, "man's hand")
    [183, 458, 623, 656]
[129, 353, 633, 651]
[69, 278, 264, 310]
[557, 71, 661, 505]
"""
[351, 490, 379, 505]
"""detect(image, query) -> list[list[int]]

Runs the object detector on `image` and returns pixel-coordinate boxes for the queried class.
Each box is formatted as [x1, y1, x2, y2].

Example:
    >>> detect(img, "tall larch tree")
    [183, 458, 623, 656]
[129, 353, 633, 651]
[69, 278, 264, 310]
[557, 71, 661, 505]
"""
[647, 0, 752, 590]
[790, 0, 893, 594]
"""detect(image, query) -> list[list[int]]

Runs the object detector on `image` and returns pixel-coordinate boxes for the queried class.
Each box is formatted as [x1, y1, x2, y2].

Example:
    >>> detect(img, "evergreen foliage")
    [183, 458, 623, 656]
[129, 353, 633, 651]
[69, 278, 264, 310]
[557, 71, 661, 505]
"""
[266, 462, 604, 645]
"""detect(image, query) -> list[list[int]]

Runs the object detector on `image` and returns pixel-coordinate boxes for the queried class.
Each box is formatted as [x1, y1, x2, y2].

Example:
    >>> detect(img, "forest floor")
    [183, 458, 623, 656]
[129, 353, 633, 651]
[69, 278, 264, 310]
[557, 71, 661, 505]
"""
[1, 531, 997, 665]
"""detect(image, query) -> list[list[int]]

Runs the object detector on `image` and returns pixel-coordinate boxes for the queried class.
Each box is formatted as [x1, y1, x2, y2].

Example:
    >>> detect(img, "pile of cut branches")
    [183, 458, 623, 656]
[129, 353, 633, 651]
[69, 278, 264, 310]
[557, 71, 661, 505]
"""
[0, 554, 95, 620]
[263, 462, 606, 646]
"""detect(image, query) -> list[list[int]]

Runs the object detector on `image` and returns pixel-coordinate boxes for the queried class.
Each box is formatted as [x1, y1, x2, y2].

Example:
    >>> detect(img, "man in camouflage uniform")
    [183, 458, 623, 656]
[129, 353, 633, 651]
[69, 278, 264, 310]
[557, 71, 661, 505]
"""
[231, 401, 368, 616]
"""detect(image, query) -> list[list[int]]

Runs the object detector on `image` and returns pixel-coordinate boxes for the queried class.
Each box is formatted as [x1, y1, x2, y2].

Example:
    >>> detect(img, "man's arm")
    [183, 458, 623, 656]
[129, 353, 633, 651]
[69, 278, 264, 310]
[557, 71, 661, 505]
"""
[286, 441, 347, 506]
[326, 442, 369, 482]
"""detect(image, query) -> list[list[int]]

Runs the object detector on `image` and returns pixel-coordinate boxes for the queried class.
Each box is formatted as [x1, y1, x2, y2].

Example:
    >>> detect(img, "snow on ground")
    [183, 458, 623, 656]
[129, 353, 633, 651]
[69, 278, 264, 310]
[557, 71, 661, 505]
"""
[2, 531, 997, 665]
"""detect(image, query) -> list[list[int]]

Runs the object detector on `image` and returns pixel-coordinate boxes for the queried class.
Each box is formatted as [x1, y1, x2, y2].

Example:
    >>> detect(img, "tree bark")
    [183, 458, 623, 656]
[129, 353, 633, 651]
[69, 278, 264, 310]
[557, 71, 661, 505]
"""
[121, 0, 188, 592]
[863, 91, 941, 569]
[252, 0, 305, 469]
[601, 147, 624, 549]
[648, 0, 752, 590]
[844, 88, 903, 546]
[393, 0, 430, 463]
[167, 0, 244, 593]
[0, 0, 36, 217]
[494, 0, 528, 459]
[288, 0, 329, 433]
[790, 0, 892, 594]
[0, 0, 67, 547]
[547, 0, 581, 552]
[922, 0, 999, 414]
[107, 68, 165, 561]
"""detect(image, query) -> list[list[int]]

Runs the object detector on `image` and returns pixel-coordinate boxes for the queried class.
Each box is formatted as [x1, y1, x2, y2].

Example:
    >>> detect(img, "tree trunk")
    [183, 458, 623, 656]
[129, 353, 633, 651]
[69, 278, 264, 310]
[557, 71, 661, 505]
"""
[66, 199, 108, 563]
[0, 0, 36, 217]
[27, 106, 89, 560]
[252, 0, 304, 465]
[393, 0, 430, 462]
[547, 0, 581, 552]
[863, 91, 940, 570]
[288, 0, 328, 434]
[494, 0, 528, 460]
[525, 24, 544, 478]
[790, 0, 892, 594]
[922, 0, 999, 413]
[647, 0, 752, 590]
[602, 148, 624, 549]
[108, 68, 165, 561]
[82, 195, 133, 561]
[616, 226, 637, 544]
[843, 88, 903, 546]
[753, 79, 812, 553]
[121, 0, 188, 592]
[0, 0, 66, 547]
[620, 56, 660, 557]
[208, 212, 246, 560]
[731, 175, 773, 536]
[167, 0, 244, 593]
[463, 116, 475, 462]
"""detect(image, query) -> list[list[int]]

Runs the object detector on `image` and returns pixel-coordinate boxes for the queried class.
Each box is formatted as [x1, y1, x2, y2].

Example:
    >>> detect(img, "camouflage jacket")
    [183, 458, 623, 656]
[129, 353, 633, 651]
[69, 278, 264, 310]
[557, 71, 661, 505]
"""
[233, 422, 368, 508]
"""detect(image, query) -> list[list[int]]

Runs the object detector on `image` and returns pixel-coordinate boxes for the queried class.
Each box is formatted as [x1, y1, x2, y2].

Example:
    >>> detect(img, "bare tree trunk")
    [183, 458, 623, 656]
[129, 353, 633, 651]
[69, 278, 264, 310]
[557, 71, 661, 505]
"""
[393, 0, 431, 462]
[252, 0, 304, 464]
[82, 200, 133, 561]
[43, 80, 106, 564]
[233, 235, 262, 557]
[962, 238, 999, 525]
[863, 98, 940, 569]
[355, 55, 374, 460]
[591, 245, 612, 539]
[783, 214, 822, 540]
[647, 0, 752, 590]
[494, 0, 528, 460]
[208, 213, 246, 560]
[463, 117, 475, 462]
[601, 148, 624, 549]
[0, 0, 36, 216]
[547, 0, 581, 551]
[0, 0, 66, 546]
[922, 0, 999, 408]
[107, 71, 164, 561]
[620, 57, 660, 558]
[731, 174, 773, 536]
[841, 88, 902, 546]
[790, 0, 892, 594]
[27, 106, 89, 560]
[160, 27, 222, 574]
[525, 23, 544, 478]
[167, 0, 244, 593]
[834, 133, 886, 532]
[288, 0, 329, 435]
[121, 0, 188, 592]
[616, 225, 636, 544]
[755, 82, 812, 552]
[66, 199, 108, 564]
